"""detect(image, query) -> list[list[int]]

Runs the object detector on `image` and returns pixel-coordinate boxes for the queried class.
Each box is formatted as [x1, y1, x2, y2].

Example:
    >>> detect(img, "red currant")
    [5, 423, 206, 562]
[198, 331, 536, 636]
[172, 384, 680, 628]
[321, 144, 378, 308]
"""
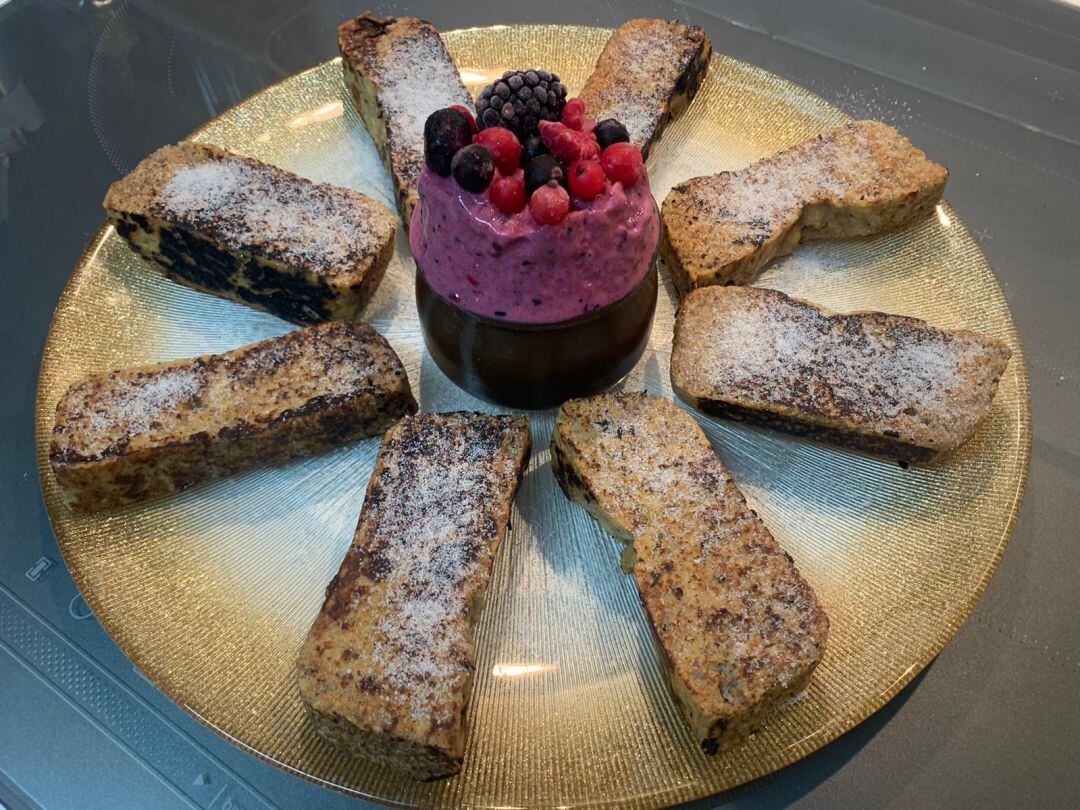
[538, 120, 600, 165]
[599, 142, 644, 188]
[489, 173, 527, 214]
[561, 98, 586, 130]
[567, 160, 605, 201]
[473, 127, 522, 175]
[450, 104, 478, 134]
[529, 181, 570, 225]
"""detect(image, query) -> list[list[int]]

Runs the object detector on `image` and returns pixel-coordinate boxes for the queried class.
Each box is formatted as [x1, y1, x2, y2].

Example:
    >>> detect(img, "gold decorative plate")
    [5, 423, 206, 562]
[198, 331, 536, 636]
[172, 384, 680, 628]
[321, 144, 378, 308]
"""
[36, 25, 1030, 808]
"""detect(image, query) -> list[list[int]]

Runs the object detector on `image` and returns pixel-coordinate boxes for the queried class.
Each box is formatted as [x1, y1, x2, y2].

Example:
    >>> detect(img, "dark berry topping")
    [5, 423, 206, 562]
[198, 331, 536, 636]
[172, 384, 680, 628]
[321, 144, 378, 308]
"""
[593, 118, 631, 150]
[524, 154, 566, 195]
[520, 134, 549, 164]
[451, 144, 495, 193]
[424, 109, 473, 177]
[476, 68, 567, 139]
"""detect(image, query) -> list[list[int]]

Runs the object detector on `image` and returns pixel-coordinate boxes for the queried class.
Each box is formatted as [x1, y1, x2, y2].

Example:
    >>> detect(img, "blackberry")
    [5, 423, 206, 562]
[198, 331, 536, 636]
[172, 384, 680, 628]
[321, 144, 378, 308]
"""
[476, 69, 568, 140]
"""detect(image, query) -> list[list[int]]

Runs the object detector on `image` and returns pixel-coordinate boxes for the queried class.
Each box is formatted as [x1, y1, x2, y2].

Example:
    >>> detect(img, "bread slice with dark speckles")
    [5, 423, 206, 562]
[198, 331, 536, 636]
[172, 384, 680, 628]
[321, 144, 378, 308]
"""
[552, 391, 828, 753]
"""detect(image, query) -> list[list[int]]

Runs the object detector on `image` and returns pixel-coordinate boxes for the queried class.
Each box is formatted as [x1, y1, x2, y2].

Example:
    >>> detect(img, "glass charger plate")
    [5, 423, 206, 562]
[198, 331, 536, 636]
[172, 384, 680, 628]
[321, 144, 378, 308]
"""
[35, 25, 1031, 809]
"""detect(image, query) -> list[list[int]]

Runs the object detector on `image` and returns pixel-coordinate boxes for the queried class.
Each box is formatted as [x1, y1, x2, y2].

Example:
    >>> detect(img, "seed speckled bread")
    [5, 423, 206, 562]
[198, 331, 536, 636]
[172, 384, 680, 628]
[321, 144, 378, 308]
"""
[297, 413, 531, 780]
[671, 286, 1012, 463]
[338, 13, 472, 230]
[661, 120, 948, 295]
[579, 18, 712, 159]
[104, 142, 397, 324]
[50, 322, 416, 511]
[551, 392, 828, 753]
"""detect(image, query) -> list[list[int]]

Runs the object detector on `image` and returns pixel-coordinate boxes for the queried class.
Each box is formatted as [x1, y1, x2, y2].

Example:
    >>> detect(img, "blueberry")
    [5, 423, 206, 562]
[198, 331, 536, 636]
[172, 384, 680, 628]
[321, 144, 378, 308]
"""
[424, 109, 472, 177]
[451, 144, 495, 193]
[524, 154, 566, 194]
[594, 118, 630, 150]
[520, 134, 548, 164]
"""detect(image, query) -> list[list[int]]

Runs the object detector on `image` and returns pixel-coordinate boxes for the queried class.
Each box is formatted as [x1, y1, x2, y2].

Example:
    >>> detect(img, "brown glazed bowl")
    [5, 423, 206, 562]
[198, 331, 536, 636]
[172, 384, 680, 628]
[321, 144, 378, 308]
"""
[415, 257, 658, 409]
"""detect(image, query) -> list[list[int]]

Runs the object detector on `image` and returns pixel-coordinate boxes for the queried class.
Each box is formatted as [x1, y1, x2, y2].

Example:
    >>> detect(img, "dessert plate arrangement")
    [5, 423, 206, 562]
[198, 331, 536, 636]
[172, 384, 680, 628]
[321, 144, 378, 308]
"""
[36, 23, 1029, 808]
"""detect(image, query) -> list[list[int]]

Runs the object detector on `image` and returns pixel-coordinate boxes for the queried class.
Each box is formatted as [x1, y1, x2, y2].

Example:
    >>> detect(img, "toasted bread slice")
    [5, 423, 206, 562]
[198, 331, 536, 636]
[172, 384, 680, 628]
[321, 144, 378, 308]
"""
[552, 392, 828, 753]
[50, 322, 416, 511]
[104, 142, 397, 323]
[672, 286, 1011, 463]
[338, 13, 472, 230]
[579, 18, 712, 159]
[298, 413, 531, 780]
[661, 120, 948, 295]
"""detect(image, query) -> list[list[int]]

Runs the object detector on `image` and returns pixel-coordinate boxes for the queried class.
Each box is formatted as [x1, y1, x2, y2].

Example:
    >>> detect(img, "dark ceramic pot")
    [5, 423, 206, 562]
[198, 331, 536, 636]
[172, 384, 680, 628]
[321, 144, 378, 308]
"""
[415, 259, 658, 409]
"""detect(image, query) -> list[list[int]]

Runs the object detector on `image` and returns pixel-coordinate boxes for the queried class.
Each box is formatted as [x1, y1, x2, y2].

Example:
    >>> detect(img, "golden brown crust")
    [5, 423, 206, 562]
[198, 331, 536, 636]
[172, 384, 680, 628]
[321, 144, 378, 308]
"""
[579, 18, 712, 159]
[552, 392, 828, 752]
[338, 13, 471, 229]
[661, 120, 948, 295]
[104, 142, 397, 323]
[671, 286, 1011, 462]
[50, 322, 416, 511]
[297, 413, 531, 780]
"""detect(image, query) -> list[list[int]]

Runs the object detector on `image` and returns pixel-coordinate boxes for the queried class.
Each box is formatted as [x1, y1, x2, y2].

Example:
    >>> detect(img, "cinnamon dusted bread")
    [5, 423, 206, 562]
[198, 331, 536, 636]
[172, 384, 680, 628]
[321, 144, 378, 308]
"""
[671, 286, 1012, 463]
[297, 412, 531, 780]
[104, 142, 397, 323]
[50, 322, 415, 511]
[338, 13, 472, 229]
[661, 120, 948, 295]
[552, 392, 828, 753]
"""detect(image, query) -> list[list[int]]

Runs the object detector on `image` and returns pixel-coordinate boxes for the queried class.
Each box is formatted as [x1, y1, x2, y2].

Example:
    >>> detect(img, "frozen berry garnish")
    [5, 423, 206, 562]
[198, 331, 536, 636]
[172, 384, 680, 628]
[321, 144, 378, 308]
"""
[424, 109, 473, 177]
[489, 173, 527, 214]
[568, 160, 606, 201]
[538, 120, 600, 164]
[599, 142, 644, 188]
[524, 154, 566, 195]
[451, 144, 495, 193]
[474, 127, 522, 175]
[529, 180, 570, 225]
[593, 118, 630, 150]
[476, 69, 568, 139]
[450, 104, 478, 134]
[520, 134, 548, 164]
[561, 98, 586, 130]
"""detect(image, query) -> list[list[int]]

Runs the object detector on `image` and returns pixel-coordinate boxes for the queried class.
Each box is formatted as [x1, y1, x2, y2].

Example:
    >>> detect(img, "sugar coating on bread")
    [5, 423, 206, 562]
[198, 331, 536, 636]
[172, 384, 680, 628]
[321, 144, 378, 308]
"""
[579, 18, 712, 158]
[338, 14, 472, 228]
[552, 392, 828, 751]
[106, 142, 396, 281]
[298, 413, 530, 780]
[671, 286, 1011, 460]
[661, 120, 948, 293]
[51, 322, 416, 510]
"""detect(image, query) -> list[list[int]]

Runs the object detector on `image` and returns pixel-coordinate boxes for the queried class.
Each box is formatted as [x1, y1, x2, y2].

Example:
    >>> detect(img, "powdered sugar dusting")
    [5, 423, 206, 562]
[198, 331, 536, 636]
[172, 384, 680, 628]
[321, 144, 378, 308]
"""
[81, 365, 204, 441]
[710, 133, 872, 244]
[580, 20, 706, 152]
[160, 150, 387, 274]
[681, 289, 1003, 441]
[342, 415, 526, 726]
[378, 35, 470, 149]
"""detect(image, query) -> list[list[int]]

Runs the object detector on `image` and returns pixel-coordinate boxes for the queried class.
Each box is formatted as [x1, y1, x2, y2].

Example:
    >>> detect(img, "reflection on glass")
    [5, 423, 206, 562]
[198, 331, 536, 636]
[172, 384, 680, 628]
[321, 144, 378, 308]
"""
[935, 203, 952, 228]
[491, 663, 557, 678]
